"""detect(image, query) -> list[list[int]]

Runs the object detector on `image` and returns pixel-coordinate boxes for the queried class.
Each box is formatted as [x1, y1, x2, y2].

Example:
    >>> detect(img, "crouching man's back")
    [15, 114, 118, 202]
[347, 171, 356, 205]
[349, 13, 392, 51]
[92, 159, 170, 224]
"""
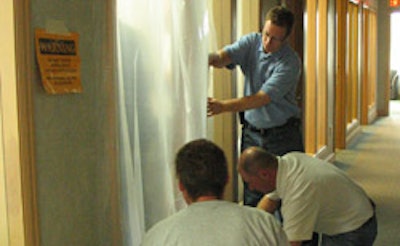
[141, 139, 288, 246]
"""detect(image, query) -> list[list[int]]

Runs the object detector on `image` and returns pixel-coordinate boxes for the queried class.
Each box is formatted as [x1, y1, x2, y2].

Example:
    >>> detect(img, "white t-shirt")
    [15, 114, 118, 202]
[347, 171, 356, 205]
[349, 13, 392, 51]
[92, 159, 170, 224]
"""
[142, 200, 289, 246]
[275, 152, 374, 241]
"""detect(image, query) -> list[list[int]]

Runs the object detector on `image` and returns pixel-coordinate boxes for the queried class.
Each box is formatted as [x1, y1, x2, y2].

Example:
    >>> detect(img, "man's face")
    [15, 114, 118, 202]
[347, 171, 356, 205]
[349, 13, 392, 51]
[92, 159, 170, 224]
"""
[261, 20, 287, 54]
[239, 168, 275, 194]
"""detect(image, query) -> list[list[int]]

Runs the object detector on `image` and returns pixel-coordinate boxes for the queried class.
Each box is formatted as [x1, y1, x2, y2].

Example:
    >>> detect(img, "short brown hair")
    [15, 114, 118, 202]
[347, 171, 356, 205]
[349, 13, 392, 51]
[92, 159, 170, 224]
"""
[175, 139, 228, 200]
[265, 6, 295, 38]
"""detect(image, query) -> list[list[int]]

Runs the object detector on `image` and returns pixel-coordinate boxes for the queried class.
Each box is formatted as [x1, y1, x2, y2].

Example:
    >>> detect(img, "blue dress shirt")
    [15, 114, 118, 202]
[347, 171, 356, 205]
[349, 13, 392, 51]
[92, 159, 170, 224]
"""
[224, 32, 302, 129]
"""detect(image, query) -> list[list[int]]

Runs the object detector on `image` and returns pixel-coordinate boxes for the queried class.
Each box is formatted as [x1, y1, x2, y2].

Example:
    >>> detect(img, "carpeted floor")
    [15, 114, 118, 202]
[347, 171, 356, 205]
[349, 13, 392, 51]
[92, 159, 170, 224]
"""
[334, 100, 400, 245]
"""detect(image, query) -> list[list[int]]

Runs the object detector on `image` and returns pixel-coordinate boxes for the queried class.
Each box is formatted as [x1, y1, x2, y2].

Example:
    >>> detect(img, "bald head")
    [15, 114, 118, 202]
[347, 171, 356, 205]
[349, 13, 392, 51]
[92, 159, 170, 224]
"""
[238, 147, 278, 175]
[238, 147, 279, 194]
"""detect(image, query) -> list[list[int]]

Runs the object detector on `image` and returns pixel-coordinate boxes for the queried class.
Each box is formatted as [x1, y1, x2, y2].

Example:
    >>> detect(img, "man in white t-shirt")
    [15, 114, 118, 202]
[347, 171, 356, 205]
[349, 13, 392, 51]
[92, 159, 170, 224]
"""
[238, 147, 377, 246]
[142, 139, 289, 246]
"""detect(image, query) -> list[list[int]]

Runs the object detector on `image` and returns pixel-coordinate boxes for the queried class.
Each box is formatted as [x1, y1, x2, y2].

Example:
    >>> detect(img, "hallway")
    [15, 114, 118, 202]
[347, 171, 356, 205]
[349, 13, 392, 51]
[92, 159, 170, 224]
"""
[334, 101, 400, 245]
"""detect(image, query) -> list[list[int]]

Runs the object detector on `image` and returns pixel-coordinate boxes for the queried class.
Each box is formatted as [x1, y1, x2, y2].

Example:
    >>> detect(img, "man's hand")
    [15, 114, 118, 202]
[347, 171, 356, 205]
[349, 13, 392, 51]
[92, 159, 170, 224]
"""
[207, 92, 271, 117]
[207, 97, 224, 116]
[257, 195, 279, 214]
[208, 50, 232, 68]
[208, 53, 220, 66]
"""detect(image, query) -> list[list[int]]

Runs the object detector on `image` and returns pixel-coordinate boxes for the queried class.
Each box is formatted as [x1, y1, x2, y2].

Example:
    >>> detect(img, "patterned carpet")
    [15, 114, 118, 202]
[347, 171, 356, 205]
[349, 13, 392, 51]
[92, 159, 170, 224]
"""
[334, 100, 400, 245]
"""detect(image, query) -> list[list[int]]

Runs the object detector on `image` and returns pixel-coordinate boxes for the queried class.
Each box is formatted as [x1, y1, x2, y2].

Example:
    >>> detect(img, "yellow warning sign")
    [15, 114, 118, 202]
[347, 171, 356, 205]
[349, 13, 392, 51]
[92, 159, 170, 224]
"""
[35, 29, 82, 94]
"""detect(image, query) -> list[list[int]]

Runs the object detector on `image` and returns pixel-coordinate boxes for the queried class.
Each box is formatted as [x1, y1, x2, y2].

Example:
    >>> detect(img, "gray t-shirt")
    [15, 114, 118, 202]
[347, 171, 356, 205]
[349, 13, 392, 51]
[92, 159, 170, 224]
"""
[142, 200, 289, 246]
[276, 152, 374, 241]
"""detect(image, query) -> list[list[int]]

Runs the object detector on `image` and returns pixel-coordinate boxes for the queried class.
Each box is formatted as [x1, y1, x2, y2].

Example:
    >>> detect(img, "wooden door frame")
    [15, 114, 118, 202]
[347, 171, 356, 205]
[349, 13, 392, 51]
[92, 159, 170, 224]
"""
[1, 0, 39, 245]
[14, 0, 40, 245]
[335, 0, 347, 149]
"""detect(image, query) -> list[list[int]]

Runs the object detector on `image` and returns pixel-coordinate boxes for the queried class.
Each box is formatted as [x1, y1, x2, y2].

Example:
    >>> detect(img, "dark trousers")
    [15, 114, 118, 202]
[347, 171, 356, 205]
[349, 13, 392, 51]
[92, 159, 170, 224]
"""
[320, 200, 377, 246]
[302, 200, 377, 246]
[240, 117, 304, 207]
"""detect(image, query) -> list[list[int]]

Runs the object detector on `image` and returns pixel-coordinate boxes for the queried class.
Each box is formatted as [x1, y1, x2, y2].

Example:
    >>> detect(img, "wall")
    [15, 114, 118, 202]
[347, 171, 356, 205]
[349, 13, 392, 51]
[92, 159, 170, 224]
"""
[0, 72, 9, 245]
[30, 0, 118, 245]
[233, 0, 260, 201]
[377, 0, 391, 116]
[209, 0, 237, 201]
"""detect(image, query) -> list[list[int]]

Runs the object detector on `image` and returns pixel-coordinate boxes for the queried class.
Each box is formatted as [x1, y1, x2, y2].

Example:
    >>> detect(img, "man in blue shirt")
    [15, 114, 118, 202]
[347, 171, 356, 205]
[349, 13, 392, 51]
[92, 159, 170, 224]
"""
[208, 6, 304, 207]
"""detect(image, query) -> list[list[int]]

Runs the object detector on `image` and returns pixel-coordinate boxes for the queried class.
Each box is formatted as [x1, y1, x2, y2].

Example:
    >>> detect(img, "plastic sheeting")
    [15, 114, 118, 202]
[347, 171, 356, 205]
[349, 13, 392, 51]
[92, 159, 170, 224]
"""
[116, 1, 209, 245]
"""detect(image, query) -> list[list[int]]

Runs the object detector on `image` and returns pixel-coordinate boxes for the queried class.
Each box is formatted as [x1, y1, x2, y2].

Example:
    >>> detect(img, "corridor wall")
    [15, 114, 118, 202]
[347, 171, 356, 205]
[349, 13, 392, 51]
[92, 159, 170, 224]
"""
[30, 1, 117, 245]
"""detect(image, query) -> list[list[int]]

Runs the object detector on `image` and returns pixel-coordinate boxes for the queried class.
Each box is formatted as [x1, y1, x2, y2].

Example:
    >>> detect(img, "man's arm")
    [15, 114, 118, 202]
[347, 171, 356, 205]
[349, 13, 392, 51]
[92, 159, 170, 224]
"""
[207, 90, 271, 116]
[208, 49, 232, 68]
[257, 195, 279, 213]
[257, 197, 304, 246]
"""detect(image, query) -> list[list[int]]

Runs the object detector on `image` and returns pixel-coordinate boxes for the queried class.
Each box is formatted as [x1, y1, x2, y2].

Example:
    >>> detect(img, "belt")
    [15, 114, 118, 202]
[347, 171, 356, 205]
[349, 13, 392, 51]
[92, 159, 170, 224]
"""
[244, 117, 300, 135]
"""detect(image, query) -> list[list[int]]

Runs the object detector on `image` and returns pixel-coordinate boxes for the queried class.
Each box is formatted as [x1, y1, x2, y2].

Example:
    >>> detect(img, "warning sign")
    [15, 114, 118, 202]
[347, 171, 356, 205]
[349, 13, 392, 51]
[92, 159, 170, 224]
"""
[35, 29, 82, 94]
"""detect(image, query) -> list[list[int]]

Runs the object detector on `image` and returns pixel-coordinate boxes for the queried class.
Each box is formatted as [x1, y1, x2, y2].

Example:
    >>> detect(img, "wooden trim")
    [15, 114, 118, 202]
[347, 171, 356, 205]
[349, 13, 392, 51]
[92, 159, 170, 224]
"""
[314, 145, 335, 162]
[291, 1, 305, 65]
[303, 0, 331, 154]
[1, 0, 37, 245]
[230, 0, 239, 202]
[335, 0, 347, 149]
[304, 0, 317, 153]
[368, 104, 377, 123]
[361, 7, 378, 124]
[14, 0, 40, 245]
[317, 0, 328, 151]
[361, 7, 369, 124]
[347, 2, 359, 126]
[345, 119, 362, 144]
[105, 0, 122, 245]
[367, 10, 377, 123]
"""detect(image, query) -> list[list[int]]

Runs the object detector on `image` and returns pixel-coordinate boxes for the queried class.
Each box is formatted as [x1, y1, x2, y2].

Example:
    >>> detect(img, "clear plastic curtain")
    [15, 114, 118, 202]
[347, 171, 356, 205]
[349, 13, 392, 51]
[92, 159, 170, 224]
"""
[116, 1, 209, 245]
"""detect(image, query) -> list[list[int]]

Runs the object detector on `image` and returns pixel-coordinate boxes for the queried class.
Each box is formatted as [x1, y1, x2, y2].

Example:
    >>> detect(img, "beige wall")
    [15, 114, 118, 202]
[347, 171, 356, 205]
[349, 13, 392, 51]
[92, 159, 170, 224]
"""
[235, 0, 260, 201]
[377, 0, 391, 116]
[0, 72, 8, 245]
[0, 0, 26, 245]
[236, 0, 260, 99]
[209, 0, 236, 201]
[209, 0, 260, 202]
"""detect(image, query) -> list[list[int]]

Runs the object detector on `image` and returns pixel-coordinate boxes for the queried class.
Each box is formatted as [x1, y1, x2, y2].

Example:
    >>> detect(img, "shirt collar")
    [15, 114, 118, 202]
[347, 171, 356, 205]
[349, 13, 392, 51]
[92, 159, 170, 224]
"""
[258, 42, 289, 60]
